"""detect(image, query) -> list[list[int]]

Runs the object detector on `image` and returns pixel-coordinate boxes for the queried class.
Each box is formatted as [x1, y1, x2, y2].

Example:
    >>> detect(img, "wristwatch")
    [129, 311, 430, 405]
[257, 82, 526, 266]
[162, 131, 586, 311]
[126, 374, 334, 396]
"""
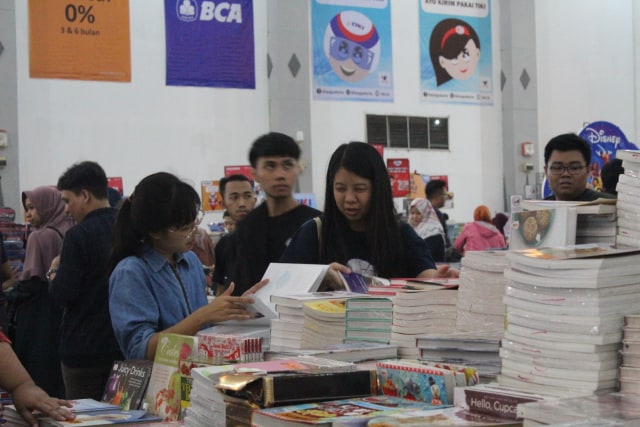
[46, 268, 58, 281]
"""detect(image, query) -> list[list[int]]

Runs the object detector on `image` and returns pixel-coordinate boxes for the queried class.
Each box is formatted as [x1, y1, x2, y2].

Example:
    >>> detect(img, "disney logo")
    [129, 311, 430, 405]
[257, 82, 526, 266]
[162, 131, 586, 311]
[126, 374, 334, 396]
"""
[583, 127, 621, 146]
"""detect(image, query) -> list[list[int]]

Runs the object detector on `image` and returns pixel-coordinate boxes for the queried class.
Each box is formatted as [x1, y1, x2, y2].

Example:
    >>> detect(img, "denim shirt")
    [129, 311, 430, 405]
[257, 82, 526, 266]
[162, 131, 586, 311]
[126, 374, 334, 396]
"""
[109, 245, 208, 359]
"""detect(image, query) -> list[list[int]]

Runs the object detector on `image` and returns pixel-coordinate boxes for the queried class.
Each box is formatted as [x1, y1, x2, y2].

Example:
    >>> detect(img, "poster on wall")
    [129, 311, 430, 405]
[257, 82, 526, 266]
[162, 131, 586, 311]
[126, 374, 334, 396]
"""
[107, 177, 124, 195]
[164, 0, 255, 89]
[541, 121, 638, 198]
[419, 0, 492, 105]
[201, 180, 223, 212]
[386, 159, 410, 197]
[312, 0, 393, 102]
[224, 165, 253, 180]
[29, 0, 131, 81]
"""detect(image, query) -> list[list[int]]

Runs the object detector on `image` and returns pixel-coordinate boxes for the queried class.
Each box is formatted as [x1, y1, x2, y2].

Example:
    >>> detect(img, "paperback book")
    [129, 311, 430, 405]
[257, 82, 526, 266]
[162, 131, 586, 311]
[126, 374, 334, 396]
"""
[376, 359, 455, 405]
[101, 359, 153, 410]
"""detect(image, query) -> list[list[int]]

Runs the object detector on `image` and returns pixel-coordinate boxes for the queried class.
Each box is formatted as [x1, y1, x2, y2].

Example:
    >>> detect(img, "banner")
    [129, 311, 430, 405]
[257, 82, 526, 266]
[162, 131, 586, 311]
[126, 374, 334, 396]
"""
[312, 0, 393, 102]
[201, 180, 223, 212]
[419, 0, 492, 105]
[386, 159, 410, 197]
[164, 0, 255, 89]
[29, 0, 130, 81]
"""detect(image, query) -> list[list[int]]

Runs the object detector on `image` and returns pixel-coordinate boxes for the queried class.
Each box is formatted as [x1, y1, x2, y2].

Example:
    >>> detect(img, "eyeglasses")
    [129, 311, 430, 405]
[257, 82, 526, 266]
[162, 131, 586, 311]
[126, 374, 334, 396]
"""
[547, 164, 586, 176]
[329, 36, 375, 70]
[168, 210, 204, 240]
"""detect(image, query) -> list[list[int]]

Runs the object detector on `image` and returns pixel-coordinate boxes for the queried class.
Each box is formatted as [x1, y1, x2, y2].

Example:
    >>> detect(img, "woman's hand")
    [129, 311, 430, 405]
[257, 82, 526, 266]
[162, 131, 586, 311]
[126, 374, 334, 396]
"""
[420, 264, 459, 279]
[11, 382, 75, 426]
[318, 262, 351, 291]
[202, 283, 255, 324]
[242, 278, 269, 296]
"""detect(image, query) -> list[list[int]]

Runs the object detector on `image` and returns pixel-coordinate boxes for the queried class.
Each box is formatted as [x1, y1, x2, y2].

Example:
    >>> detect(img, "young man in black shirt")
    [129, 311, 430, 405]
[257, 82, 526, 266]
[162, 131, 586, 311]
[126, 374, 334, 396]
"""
[230, 132, 320, 295]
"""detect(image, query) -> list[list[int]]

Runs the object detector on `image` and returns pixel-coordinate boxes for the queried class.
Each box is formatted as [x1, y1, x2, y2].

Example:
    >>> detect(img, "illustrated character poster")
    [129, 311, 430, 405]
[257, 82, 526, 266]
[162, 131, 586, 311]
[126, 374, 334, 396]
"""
[312, 0, 393, 102]
[419, 0, 492, 105]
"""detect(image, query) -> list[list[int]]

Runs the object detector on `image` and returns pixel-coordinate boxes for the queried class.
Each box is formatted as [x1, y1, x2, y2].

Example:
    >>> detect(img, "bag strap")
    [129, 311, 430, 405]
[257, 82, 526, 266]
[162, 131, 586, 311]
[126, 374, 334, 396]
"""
[313, 217, 323, 256]
[46, 226, 64, 240]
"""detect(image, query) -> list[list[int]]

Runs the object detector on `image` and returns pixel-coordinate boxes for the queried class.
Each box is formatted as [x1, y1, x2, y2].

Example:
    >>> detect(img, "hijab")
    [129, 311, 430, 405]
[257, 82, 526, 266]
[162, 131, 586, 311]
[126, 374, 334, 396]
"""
[20, 186, 74, 280]
[409, 198, 445, 240]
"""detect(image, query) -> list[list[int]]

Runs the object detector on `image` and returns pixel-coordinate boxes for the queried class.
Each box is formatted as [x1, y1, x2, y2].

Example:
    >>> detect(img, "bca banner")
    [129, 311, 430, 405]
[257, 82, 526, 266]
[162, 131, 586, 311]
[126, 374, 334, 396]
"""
[164, 0, 255, 89]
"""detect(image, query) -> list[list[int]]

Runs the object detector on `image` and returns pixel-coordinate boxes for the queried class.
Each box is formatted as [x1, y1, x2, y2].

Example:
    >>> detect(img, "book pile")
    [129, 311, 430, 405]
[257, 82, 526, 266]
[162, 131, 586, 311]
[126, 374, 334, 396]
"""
[269, 292, 360, 350]
[344, 297, 393, 344]
[615, 150, 640, 248]
[576, 211, 617, 244]
[457, 250, 509, 334]
[417, 331, 502, 380]
[517, 392, 640, 426]
[620, 314, 640, 395]
[267, 341, 399, 363]
[390, 284, 458, 357]
[499, 245, 640, 397]
[301, 299, 347, 348]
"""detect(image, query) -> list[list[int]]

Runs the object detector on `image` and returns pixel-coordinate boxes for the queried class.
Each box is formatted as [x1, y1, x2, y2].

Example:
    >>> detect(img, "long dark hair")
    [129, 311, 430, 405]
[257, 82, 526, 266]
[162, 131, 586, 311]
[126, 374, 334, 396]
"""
[321, 142, 400, 277]
[109, 172, 201, 273]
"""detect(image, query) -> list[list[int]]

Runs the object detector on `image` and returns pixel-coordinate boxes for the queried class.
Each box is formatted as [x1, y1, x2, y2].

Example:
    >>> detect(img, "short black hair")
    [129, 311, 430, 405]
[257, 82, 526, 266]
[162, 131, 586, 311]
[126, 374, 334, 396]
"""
[601, 158, 624, 195]
[425, 179, 447, 200]
[248, 132, 300, 167]
[544, 133, 591, 166]
[57, 161, 108, 200]
[219, 174, 252, 197]
[223, 210, 231, 218]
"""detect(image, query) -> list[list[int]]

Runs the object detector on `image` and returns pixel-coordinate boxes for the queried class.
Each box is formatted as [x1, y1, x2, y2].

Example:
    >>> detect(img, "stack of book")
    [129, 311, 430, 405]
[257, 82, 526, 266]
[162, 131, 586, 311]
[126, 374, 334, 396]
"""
[344, 297, 393, 344]
[517, 392, 640, 426]
[615, 150, 640, 248]
[576, 211, 617, 244]
[390, 284, 458, 357]
[620, 314, 640, 395]
[301, 299, 348, 348]
[500, 245, 640, 397]
[198, 323, 271, 353]
[417, 331, 502, 380]
[457, 250, 509, 334]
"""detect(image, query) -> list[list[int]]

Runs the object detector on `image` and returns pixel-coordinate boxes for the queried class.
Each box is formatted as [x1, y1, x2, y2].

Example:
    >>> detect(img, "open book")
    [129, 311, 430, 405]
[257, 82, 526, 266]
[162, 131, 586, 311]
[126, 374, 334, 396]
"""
[244, 263, 329, 322]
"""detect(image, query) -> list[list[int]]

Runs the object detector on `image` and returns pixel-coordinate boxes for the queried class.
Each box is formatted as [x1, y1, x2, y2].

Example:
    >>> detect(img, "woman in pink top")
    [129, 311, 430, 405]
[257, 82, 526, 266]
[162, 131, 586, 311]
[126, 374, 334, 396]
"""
[454, 205, 506, 256]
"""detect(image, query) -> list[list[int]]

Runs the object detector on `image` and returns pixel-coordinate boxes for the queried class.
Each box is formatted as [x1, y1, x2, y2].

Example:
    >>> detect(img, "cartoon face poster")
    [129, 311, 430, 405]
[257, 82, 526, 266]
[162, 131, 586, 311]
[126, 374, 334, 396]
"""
[312, 0, 393, 102]
[419, 0, 493, 105]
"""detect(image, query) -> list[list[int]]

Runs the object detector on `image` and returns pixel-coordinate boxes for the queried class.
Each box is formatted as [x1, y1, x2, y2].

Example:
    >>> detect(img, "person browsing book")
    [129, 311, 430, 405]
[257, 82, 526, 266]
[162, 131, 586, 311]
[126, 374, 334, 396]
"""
[280, 142, 457, 288]
[543, 133, 616, 201]
[108, 172, 267, 361]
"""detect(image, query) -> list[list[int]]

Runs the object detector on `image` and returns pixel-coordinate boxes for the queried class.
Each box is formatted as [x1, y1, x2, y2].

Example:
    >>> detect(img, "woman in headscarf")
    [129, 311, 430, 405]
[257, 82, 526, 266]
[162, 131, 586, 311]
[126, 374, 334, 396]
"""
[9, 186, 74, 398]
[408, 198, 446, 262]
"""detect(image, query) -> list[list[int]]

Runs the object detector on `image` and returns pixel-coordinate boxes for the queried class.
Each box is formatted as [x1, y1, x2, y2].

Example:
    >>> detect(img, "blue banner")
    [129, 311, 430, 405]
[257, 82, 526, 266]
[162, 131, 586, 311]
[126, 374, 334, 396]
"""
[164, 0, 255, 89]
[312, 0, 393, 102]
[419, 0, 492, 105]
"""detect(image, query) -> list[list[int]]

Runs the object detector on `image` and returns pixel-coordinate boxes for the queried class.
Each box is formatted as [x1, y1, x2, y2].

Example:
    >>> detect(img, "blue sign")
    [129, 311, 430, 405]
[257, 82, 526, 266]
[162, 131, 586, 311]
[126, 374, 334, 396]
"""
[164, 0, 255, 89]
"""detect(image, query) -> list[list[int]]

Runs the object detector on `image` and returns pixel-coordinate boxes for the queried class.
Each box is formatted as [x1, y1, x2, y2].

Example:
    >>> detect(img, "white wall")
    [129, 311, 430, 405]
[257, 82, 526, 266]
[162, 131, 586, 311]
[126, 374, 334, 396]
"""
[535, 0, 637, 165]
[14, 2, 270, 221]
[309, 2, 504, 223]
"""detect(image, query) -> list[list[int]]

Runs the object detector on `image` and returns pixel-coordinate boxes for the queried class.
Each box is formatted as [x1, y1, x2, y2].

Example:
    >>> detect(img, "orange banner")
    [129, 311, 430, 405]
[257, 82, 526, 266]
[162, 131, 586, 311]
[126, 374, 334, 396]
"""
[29, 0, 131, 82]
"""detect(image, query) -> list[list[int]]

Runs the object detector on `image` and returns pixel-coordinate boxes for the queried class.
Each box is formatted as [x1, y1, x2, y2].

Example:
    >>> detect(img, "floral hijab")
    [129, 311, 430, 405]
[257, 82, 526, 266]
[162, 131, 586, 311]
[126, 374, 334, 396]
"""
[409, 198, 445, 240]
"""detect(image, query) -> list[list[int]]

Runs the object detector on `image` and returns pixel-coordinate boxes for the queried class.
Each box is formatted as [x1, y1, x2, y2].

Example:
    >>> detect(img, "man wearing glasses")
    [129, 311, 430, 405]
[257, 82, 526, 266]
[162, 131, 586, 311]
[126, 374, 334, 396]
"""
[543, 133, 616, 201]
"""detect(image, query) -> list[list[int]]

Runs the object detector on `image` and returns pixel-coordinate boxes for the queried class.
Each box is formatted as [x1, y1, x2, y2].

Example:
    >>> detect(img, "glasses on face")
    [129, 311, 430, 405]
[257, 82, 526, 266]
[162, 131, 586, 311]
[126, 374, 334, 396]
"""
[547, 164, 586, 176]
[168, 210, 204, 240]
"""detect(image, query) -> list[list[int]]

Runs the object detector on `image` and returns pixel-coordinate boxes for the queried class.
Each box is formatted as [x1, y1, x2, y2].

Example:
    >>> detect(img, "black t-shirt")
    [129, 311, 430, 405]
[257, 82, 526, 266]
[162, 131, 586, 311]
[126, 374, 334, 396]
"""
[212, 232, 236, 287]
[544, 188, 616, 201]
[231, 203, 321, 295]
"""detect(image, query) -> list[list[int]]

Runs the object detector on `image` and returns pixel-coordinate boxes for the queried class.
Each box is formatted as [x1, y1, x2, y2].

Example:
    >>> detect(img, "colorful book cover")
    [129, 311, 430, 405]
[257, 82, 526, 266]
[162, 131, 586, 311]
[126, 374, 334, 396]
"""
[376, 360, 455, 406]
[101, 360, 153, 410]
[40, 410, 162, 427]
[144, 333, 197, 421]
